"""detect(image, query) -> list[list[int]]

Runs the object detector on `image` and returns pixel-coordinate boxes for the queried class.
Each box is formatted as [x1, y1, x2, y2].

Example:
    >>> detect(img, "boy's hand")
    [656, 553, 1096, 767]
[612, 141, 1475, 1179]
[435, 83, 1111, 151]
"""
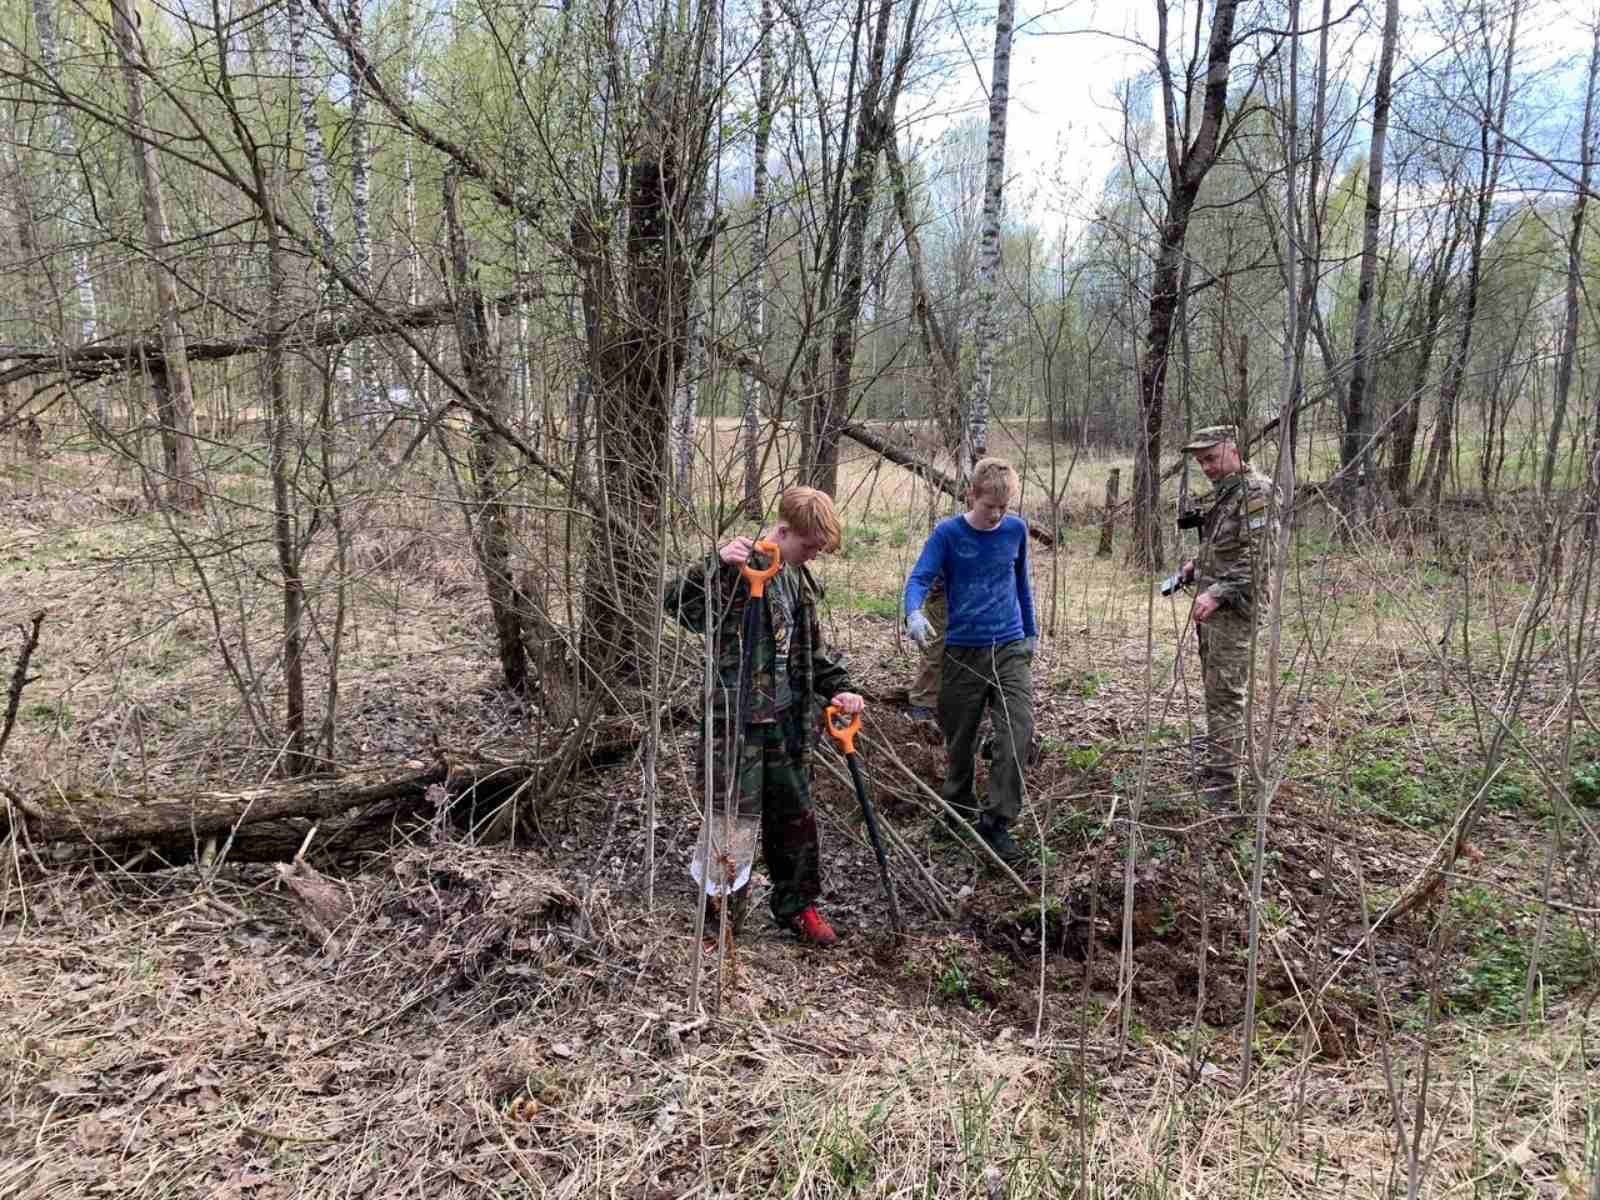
[828, 692, 864, 714]
[905, 610, 935, 647]
[718, 536, 755, 565]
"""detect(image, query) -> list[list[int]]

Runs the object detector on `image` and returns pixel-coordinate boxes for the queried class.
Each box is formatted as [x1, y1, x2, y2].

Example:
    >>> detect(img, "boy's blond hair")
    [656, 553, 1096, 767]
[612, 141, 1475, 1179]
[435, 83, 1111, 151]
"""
[969, 458, 1020, 506]
[778, 486, 842, 553]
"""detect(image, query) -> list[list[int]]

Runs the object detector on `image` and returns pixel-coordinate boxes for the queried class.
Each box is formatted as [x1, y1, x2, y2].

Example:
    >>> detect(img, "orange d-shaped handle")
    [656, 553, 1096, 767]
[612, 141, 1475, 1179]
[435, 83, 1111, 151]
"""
[823, 704, 861, 755]
[740, 539, 782, 597]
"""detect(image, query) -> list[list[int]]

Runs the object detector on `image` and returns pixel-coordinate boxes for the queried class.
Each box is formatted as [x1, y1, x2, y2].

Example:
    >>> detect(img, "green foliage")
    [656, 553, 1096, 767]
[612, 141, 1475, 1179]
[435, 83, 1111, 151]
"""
[933, 957, 985, 1010]
[1052, 669, 1109, 698]
[827, 583, 898, 620]
[24, 700, 70, 728]
[1064, 745, 1103, 771]
[1343, 731, 1454, 828]
[1445, 887, 1600, 1022]
[1568, 731, 1600, 807]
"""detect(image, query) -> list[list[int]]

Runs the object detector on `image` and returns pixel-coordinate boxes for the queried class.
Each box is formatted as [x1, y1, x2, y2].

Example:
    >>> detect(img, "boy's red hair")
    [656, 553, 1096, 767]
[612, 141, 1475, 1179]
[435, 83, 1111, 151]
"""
[778, 486, 842, 553]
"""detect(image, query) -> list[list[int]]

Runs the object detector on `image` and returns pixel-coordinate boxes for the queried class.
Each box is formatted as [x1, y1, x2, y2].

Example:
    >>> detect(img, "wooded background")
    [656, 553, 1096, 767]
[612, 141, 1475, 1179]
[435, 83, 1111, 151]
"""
[2, 0, 1597, 770]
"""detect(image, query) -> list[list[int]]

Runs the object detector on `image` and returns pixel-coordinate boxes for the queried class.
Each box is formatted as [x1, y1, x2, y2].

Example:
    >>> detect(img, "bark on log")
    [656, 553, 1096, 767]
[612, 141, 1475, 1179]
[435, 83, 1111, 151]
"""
[0, 286, 546, 387]
[8, 709, 693, 851]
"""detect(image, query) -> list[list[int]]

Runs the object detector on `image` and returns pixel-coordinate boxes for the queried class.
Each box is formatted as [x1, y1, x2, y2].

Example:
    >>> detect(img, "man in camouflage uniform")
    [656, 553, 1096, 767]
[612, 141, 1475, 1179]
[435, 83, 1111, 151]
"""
[663, 487, 863, 946]
[1177, 426, 1277, 799]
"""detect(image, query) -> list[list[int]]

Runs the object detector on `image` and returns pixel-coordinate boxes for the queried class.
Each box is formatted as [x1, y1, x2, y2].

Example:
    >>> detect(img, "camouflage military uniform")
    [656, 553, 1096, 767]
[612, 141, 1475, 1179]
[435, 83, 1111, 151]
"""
[1190, 456, 1276, 788]
[663, 549, 853, 921]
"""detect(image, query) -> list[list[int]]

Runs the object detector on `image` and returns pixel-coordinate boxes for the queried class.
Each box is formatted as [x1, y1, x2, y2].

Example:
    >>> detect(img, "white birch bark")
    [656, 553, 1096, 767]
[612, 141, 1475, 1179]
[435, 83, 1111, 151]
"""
[285, 0, 351, 418]
[29, 0, 102, 421]
[966, 0, 1014, 479]
[740, 0, 774, 515]
[110, 0, 199, 508]
[346, 0, 376, 423]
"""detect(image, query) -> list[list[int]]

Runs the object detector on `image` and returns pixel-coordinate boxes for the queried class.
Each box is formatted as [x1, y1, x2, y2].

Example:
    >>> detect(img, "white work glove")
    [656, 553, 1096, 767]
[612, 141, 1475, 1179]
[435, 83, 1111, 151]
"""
[1022, 636, 1037, 658]
[905, 609, 935, 648]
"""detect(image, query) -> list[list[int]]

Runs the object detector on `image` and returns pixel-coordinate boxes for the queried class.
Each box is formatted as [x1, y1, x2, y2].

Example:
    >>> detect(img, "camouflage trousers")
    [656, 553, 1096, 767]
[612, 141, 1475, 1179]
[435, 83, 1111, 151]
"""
[908, 584, 947, 709]
[1196, 609, 1254, 782]
[938, 640, 1034, 822]
[698, 709, 821, 921]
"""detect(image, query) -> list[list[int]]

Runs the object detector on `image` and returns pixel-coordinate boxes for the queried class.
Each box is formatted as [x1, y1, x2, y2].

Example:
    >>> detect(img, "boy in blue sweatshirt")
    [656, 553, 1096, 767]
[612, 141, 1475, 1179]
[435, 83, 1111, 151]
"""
[903, 458, 1036, 863]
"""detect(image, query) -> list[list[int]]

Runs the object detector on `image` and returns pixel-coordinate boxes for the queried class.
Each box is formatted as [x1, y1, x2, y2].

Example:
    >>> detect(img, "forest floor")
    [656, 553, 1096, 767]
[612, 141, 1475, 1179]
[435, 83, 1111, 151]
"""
[2, 434, 1599, 1197]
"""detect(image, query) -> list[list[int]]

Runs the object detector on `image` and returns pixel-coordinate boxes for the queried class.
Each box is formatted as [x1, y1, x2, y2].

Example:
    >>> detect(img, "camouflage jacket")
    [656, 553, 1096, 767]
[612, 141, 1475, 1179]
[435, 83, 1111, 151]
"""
[663, 549, 853, 733]
[1194, 465, 1277, 616]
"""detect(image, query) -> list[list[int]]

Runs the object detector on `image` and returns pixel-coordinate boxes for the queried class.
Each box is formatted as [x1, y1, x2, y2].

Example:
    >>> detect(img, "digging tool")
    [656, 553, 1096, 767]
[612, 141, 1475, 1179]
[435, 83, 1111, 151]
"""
[691, 539, 782, 900]
[824, 704, 905, 940]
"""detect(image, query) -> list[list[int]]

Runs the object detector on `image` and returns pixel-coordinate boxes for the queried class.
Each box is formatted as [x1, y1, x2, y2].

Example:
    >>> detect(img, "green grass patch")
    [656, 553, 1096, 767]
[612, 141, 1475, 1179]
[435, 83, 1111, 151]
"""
[1444, 886, 1600, 1022]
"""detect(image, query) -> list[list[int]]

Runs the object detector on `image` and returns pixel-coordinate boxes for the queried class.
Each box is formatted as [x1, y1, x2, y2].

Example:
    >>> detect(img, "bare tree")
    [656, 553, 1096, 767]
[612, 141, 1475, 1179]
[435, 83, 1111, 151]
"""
[1341, 0, 1398, 521]
[1130, 0, 1247, 569]
[1540, 21, 1598, 499]
[110, 0, 200, 510]
[813, 0, 917, 494]
[965, 0, 1014, 477]
[740, 0, 775, 516]
[1417, 0, 1520, 523]
[445, 169, 531, 696]
[26, 0, 101, 423]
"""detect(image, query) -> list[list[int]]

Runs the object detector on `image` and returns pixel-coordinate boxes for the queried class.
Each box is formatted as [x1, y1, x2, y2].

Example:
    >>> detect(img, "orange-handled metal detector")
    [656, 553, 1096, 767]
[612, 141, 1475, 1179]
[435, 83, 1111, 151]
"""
[739, 539, 782, 597]
[824, 704, 904, 939]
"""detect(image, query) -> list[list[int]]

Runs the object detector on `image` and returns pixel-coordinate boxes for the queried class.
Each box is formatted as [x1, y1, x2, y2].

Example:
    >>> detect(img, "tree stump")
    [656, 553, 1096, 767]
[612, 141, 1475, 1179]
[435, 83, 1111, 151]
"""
[1095, 468, 1120, 558]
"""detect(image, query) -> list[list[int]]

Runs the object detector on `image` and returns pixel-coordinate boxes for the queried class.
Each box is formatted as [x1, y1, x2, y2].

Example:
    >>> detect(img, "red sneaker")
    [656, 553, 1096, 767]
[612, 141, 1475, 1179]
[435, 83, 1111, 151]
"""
[788, 905, 838, 946]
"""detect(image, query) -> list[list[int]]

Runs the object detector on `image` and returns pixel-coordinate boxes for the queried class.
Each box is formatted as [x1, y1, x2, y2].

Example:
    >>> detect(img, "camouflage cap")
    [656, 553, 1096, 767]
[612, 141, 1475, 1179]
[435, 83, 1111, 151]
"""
[1182, 424, 1239, 452]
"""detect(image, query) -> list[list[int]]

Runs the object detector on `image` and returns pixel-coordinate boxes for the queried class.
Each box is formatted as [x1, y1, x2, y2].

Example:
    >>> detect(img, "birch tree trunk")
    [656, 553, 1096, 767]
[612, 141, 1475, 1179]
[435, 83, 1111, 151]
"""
[285, 0, 348, 415]
[346, 0, 376, 424]
[740, 0, 774, 516]
[1540, 22, 1598, 499]
[1420, 0, 1520, 522]
[1340, 0, 1398, 522]
[110, 0, 200, 510]
[965, 0, 1014, 480]
[444, 170, 530, 696]
[30, 0, 102, 424]
[1130, 0, 1244, 569]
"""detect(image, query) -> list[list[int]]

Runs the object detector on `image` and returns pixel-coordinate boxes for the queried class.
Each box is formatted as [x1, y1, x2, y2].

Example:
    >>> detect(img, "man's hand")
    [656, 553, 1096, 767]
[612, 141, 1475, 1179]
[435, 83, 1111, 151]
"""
[1181, 559, 1196, 583]
[1191, 591, 1221, 624]
[905, 609, 935, 648]
[1022, 636, 1038, 658]
[718, 536, 755, 565]
[829, 691, 864, 714]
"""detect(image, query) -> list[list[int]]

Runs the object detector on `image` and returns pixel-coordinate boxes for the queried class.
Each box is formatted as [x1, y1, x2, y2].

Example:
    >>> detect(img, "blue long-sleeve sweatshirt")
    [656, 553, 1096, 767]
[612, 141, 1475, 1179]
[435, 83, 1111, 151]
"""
[904, 513, 1037, 648]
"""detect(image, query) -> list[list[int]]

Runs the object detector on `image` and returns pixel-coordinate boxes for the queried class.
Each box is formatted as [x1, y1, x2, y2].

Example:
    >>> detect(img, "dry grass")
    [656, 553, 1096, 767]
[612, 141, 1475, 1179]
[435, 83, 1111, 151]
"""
[3, 424, 1600, 1197]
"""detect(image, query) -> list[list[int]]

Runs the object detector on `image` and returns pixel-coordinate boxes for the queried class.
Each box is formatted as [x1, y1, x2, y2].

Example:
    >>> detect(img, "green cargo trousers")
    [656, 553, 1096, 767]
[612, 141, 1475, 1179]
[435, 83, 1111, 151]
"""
[1196, 609, 1253, 782]
[937, 640, 1034, 822]
[697, 709, 821, 921]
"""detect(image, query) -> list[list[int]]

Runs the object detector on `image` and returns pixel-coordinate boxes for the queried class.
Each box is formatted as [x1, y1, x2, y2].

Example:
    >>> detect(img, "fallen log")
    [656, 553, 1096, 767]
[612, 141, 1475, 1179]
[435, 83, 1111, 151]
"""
[0, 286, 547, 388]
[8, 705, 696, 855]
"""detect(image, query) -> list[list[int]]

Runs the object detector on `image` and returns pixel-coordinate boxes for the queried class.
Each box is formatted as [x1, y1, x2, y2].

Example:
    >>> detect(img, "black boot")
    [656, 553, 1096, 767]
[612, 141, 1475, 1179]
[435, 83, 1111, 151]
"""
[976, 814, 1024, 864]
